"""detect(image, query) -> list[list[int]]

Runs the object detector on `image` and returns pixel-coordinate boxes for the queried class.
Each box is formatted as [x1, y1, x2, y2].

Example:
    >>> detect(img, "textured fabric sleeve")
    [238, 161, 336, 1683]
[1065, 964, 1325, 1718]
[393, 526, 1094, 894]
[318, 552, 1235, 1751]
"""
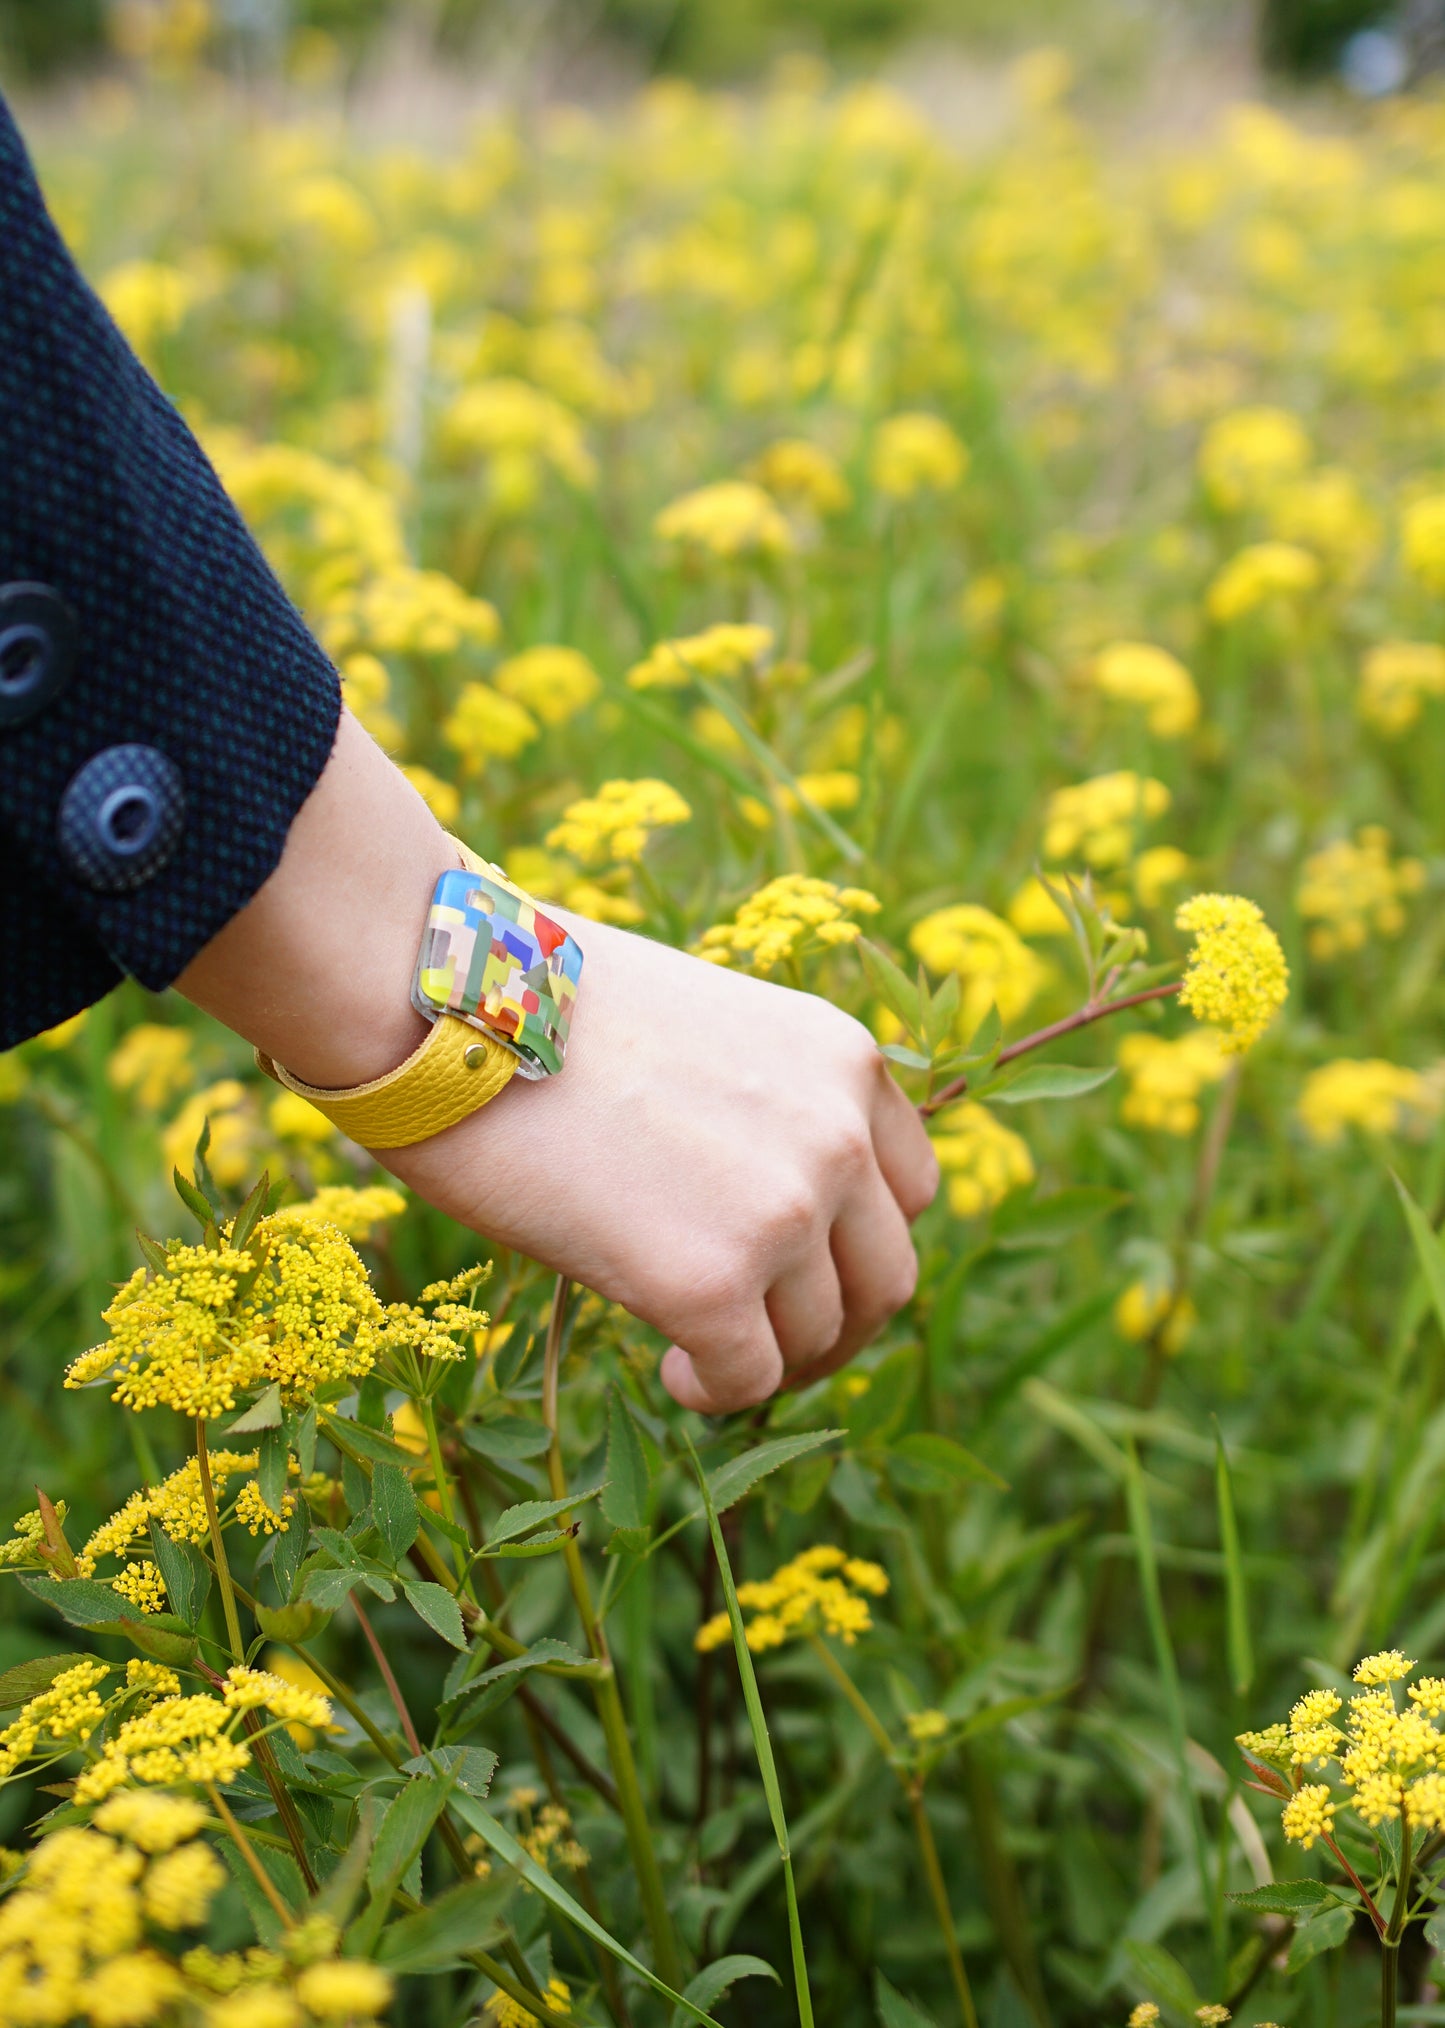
[0, 91, 341, 1047]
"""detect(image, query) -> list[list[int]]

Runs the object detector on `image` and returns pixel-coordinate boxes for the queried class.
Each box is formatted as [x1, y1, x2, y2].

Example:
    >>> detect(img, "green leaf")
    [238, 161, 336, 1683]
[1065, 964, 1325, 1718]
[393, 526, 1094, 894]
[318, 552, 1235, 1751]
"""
[1214, 1422, 1254, 1696]
[400, 1579, 467, 1651]
[255, 1600, 329, 1643]
[447, 1791, 721, 2025]
[367, 1773, 454, 1892]
[19, 1575, 129, 1626]
[322, 1413, 411, 1467]
[230, 1169, 272, 1250]
[887, 1430, 1008, 1494]
[486, 1491, 600, 1548]
[120, 1614, 199, 1667]
[881, 1044, 933, 1072]
[1229, 1880, 1340, 1914]
[400, 1745, 498, 1798]
[462, 1418, 552, 1462]
[172, 1165, 217, 1230]
[707, 1430, 843, 1515]
[1424, 1905, 1445, 1953]
[445, 1638, 594, 1711]
[1393, 1173, 1445, 1346]
[222, 1383, 283, 1435]
[302, 1566, 362, 1612]
[986, 1063, 1116, 1105]
[479, 1529, 574, 1560]
[993, 1186, 1129, 1250]
[857, 939, 923, 1036]
[874, 1972, 939, 2028]
[0, 1654, 93, 1709]
[147, 1522, 210, 1630]
[371, 1461, 420, 1563]
[1285, 1903, 1354, 1970]
[376, 1874, 516, 1972]
[1123, 1939, 1202, 2017]
[257, 1426, 288, 1517]
[600, 1389, 652, 1531]
[135, 1231, 169, 1273]
[672, 1955, 779, 2026]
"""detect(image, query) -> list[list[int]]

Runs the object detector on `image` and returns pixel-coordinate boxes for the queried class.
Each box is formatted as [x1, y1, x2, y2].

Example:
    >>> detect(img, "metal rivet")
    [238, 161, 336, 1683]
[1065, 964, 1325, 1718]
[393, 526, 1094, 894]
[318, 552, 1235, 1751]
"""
[464, 1044, 488, 1069]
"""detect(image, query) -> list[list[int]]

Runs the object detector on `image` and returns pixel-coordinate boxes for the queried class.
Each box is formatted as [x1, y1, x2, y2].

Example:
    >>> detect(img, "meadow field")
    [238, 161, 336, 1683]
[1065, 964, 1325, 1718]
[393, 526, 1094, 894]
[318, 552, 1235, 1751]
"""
[4, 28, 1445, 2028]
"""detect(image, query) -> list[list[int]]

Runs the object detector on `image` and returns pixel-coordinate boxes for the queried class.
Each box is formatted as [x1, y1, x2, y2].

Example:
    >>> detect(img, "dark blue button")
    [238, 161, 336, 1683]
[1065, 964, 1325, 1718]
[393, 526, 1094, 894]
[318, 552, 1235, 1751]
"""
[0, 582, 76, 730]
[58, 745, 185, 893]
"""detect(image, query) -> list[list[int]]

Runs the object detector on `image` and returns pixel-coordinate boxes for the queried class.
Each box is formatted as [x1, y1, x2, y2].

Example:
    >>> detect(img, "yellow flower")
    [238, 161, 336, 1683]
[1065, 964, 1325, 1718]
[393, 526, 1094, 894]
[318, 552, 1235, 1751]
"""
[1205, 540, 1320, 624]
[1175, 893, 1289, 1052]
[654, 480, 793, 561]
[1197, 405, 1310, 512]
[261, 1651, 342, 1749]
[1299, 1060, 1442, 1147]
[1090, 641, 1200, 737]
[163, 1080, 260, 1189]
[697, 875, 881, 973]
[269, 1184, 407, 1238]
[1281, 1782, 1336, 1848]
[626, 622, 774, 690]
[207, 1990, 302, 2028]
[747, 438, 851, 514]
[1134, 846, 1193, 910]
[283, 172, 376, 254]
[266, 1090, 336, 1145]
[1117, 1030, 1229, 1135]
[1268, 467, 1378, 575]
[908, 905, 1048, 1032]
[1402, 491, 1445, 594]
[1114, 1280, 1197, 1354]
[112, 1562, 168, 1614]
[1297, 826, 1424, 958]
[546, 778, 691, 865]
[905, 1709, 949, 1744]
[695, 1545, 887, 1655]
[930, 1102, 1035, 1219]
[1359, 641, 1445, 736]
[332, 567, 500, 659]
[1007, 876, 1074, 938]
[99, 259, 199, 364]
[1042, 772, 1171, 870]
[442, 377, 596, 506]
[485, 1976, 572, 2028]
[443, 682, 540, 770]
[871, 412, 968, 497]
[1127, 2009, 1161, 2028]
[141, 1839, 225, 1929]
[293, 1959, 394, 2020]
[493, 645, 600, 727]
[1355, 1649, 1417, 1685]
[108, 1024, 196, 1113]
[93, 1792, 207, 1855]
[400, 764, 461, 828]
[1195, 2009, 1231, 2026]
[338, 651, 403, 749]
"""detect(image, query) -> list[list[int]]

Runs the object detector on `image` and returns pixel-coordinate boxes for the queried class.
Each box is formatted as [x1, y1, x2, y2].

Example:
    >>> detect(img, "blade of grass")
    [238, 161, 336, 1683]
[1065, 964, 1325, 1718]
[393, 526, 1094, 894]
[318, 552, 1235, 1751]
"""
[684, 1432, 815, 2028]
[1213, 1420, 1253, 1698]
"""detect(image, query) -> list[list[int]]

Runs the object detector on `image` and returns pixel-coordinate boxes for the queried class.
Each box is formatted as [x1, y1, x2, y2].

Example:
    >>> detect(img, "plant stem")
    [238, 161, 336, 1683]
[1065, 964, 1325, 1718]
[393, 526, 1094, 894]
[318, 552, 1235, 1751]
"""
[920, 981, 1181, 1117]
[542, 1275, 684, 1993]
[351, 1590, 423, 1755]
[195, 1420, 245, 1664]
[418, 1394, 469, 1591]
[807, 1634, 897, 1765]
[908, 1778, 981, 2028]
[1383, 1819, 1413, 2028]
[208, 1780, 293, 1927]
[284, 1640, 405, 1769]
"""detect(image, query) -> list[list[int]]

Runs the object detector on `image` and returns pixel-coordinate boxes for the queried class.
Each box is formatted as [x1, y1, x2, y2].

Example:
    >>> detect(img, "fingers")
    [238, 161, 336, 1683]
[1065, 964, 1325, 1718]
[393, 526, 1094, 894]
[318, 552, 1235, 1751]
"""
[788, 1163, 920, 1388]
[660, 1309, 786, 1415]
[766, 1248, 847, 1370]
[870, 1062, 941, 1220]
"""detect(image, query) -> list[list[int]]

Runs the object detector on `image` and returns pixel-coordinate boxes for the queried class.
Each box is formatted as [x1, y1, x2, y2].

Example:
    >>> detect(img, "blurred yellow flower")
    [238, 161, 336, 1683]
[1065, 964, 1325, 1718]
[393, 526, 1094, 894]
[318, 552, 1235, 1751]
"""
[627, 623, 773, 690]
[332, 567, 499, 660]
[443, 683, 539, 770]
[654, 480, 793, 561]
[870, 412, 968, 497]
[1206, 541, 1321, 624]
[493, 645, 600, 728]
[266, 1091, 335, 1145]
[1402, 492, 1445, 594]
[442, 377, 596, 507]
[546, 778, 691, 865]
[909, 904, 1047, 1031]
[1297, 1059, 1439, 1145]
[930, 1102, 1035, 1219]
[98, 259, 199, 365]
[1114, 1280, 1197, 1353]
[339, 650, 403, 749]
[1198, 405, 1310, 512]
[1090, 641, 1200, 737]
[1043, 772, 1171, 869]
[108, 1023, 195, 1113]
[1359, 641, 1445, 736]
[1297, 826, 1424, 959]
[697, 875, 880, 972]
[1268, 467, 1379, 576]
[163, 1079, 258, 1188]
[283, 172, 376, 254]
[1134, 846, 1193, 909]
[747, 438, 851, 514]
[1117, 1029, 1229, 1134]
[695, 1543, 887, 1654]
[1176, 893, 1289, 1052]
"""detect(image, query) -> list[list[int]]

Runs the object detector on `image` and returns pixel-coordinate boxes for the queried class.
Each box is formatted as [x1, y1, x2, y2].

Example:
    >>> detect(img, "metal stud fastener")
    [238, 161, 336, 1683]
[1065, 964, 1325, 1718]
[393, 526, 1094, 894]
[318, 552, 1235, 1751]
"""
[464, 1044, 489, 1069]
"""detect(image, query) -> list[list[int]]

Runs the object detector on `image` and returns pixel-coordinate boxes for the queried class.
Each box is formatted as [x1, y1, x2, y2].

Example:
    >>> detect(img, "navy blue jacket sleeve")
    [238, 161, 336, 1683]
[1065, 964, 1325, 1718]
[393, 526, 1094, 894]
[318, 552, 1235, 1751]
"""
[0, 92, 341, 1049]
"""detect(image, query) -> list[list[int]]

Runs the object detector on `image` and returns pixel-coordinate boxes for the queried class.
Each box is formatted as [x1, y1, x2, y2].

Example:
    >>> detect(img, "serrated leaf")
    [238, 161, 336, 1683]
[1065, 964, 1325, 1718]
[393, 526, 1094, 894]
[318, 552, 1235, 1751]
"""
[1285, 1903, 1354, 1970]
[401, 1580, 467, 1650]
[223, 1383, 283, 1435]
[173, 1166, 217, 1230]
[600, 1389, 651, 1531]
[887, 1430, 1008, 1493]
[478, 1528, 574, 1560]
[881, 1045, 933, 1071]
[672, 1955, 779, 2026]
[400, 1745, 498, 1799]
[323, 1414, 410, 1467]
[148, 1521, 210, 1629]
[1229, 1880, 1339, 1915]
[257, 1427, 288, 1517]
[461, 1418, 552, 1462]
[367, 1773, 453, 1892]
[487, 1491, 600, 1548]
[445, 1639, 593, 1709]
[874, 1971, 939, 2028]
[135, 1231, 169, 1273]
[986, 1063, 1116, 1105]
[302, 1567, 362, 1612]
[256, 1600, 329, 1642]
[19, 1575, 129, 1626]
[375, 1873, 516, 1972]
[1425, 1904, 1445, 1953]
[231, 1170, 272, 1250]
[120, 1614, 198, 1666]
[706, 1430, 843, 1515]
[0, 1654, 93, 1709]
[371, 1461, 420, 1563]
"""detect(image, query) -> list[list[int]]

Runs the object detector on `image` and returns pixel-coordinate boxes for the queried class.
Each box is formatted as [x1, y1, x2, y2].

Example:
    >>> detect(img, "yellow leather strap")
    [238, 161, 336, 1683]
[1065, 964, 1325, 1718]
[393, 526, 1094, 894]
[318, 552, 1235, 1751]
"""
[254, 838, 517, 1150]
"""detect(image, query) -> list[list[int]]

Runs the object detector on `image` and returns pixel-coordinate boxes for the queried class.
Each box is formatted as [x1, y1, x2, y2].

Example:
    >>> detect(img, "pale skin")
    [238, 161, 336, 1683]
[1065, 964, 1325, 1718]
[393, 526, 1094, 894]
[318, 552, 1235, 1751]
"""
[178, 709, 940, 1414]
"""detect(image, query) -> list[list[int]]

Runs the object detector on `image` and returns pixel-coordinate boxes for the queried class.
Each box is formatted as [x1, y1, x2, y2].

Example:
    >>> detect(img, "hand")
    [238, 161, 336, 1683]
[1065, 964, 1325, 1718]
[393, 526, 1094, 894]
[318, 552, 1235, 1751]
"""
[384, 913, 939, 1412]
[177, 710, 939, 1412]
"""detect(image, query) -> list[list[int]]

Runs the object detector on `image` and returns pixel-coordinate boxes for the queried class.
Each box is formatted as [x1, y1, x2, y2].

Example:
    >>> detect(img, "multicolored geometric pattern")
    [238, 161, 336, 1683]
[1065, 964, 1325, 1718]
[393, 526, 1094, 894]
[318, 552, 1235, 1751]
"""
[411, 864, 582, 1078]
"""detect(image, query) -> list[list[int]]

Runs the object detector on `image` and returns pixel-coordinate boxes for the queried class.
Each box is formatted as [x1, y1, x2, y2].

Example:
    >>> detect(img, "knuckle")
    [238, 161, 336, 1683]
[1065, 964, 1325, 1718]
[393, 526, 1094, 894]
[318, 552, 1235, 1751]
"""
[883, 1246, 920, 1315]
[829, 1113, 874, 1183]
[761, 1180, 821, 1251]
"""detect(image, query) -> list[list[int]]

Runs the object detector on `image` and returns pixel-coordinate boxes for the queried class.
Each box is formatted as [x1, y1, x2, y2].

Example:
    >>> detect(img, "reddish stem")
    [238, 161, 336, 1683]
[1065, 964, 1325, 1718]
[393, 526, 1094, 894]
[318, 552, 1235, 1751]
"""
[1323, 1832, 1387, 1937]
[919, 981, 1181, 1118]
[352, 1590, 424, 1756]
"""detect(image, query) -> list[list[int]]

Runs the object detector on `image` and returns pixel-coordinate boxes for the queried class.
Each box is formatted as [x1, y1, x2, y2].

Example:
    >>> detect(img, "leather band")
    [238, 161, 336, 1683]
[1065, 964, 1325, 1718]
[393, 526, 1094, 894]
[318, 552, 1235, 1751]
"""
[254, 838, 518, 1150]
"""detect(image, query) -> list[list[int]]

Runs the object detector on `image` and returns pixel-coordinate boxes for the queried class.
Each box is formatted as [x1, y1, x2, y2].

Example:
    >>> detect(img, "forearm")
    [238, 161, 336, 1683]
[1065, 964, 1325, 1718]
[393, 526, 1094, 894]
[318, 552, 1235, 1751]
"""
[175, 710, 448, 1090]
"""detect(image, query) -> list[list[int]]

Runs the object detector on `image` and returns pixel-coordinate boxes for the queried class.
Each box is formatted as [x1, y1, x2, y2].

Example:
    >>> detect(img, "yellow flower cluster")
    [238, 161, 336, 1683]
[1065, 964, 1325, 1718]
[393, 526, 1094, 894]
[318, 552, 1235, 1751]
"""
[1240, 1650, 1445, 1849]
[1297, 1059, 1439, 1146]
[107, 1024, 196, 1113]
[0, 1662, 112, 1780]
[0, 1504, 63, 1570]
[1197, 404, 1311, 512]
[747, 438, 851, 515]
[81, 1450, 258, 1568]
[545, 778, 691, 864]
[1175, 894, 1289, 1053]
[695, 1544, 889, 1655]
[1296, 825, 1424, 959]
[1042, 772, 1171, 869]
[929, 1102, 1035, 1219]
[443, 681, 539, 770]
[908, 905, 1048, 1032]
[442, 376, 596, 508]
[626, 622, 774, 690]
[1089, 641, 1200, 738]
[696, 875, 881, 973]
[1116, 1029, 1229, 1135]
[870, 411, 968, 497]
[1206, 540, 1320, 624]
[324, 564, 499, 660]
[1402, 491, 1445, 594]
[486, 1978, 573, 2028]
[1358, 641, 1445, 736]
[654, 479, 793, 561]
[493, 646, 600, 727]
[1114, 1280, 1197, 1355]
[267, 1185, 407, 1238]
